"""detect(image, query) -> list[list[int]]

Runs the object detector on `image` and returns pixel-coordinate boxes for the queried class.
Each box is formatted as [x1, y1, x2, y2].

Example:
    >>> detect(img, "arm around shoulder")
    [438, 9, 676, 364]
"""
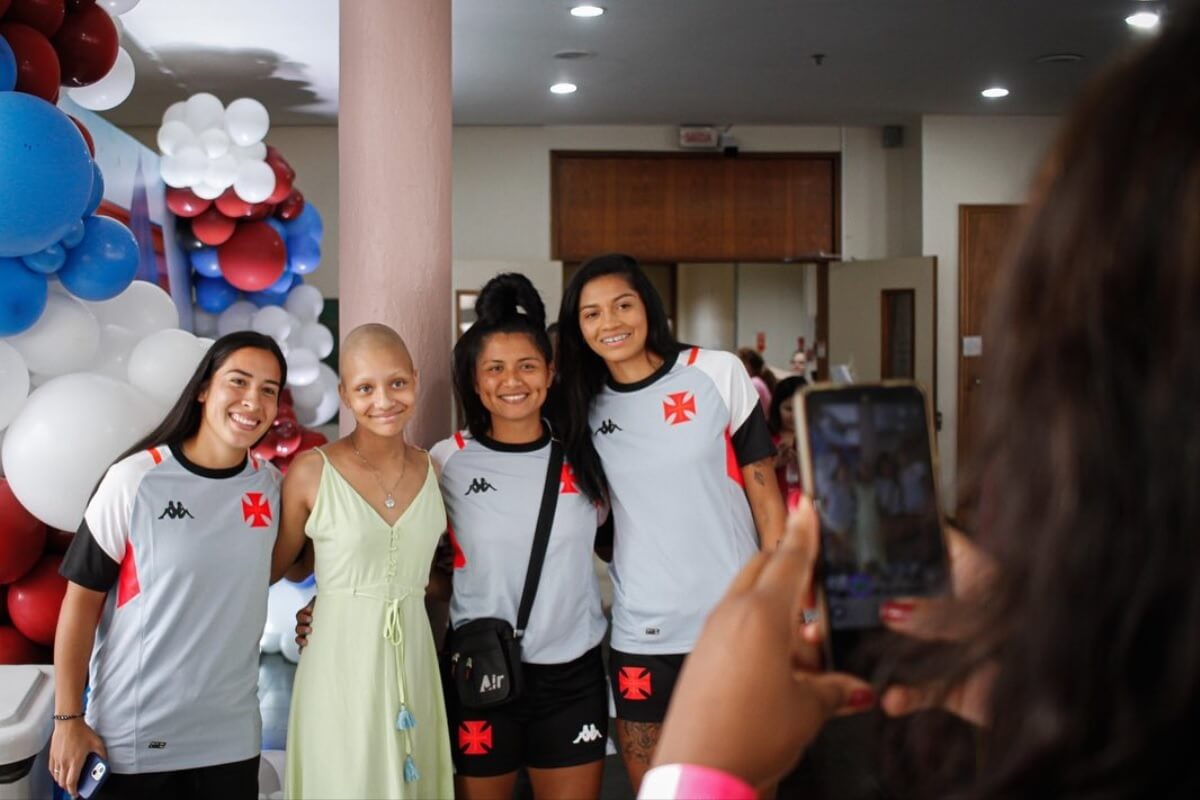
[270, 449, 322, 583]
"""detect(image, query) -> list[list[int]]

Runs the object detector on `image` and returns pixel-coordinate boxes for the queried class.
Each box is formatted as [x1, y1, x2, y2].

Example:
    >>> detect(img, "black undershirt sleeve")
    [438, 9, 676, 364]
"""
[732, 404, 776, 467]
[60, 521, 120, 593]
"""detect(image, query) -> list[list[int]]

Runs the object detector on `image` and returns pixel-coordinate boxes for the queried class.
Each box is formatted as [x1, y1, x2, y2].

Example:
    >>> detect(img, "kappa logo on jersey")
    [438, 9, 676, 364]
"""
[241, 492, 272, 528]
[595, 418, 623, 436]
[663, 392, 697, 425]
[465, 477, 497, 496]
[458, 721, 493, 755]
[618, 666, 652, 700]
[560, 463, 579, 494]
[157, 500, 193, 520]
[572, 723, 603, 744]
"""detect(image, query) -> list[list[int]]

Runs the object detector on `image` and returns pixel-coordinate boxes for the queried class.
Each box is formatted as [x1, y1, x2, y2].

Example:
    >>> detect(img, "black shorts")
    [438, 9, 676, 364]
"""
[445, 646, 608, 777]
[96, 755, 259, 800]
[608, 649, 687, 724]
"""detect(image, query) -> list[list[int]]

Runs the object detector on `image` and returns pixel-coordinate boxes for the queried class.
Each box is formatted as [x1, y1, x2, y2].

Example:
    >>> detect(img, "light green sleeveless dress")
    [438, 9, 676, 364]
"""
[285, 450, 453, 799]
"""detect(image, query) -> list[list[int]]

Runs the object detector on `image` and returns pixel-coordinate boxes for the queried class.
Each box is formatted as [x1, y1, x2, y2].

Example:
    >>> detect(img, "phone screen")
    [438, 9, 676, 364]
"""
[801, 384, 949, 678]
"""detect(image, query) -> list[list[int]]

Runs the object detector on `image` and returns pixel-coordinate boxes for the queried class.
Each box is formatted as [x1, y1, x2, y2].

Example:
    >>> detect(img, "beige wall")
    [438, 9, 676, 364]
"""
[677, 263, 736, 351]
[734, 262, 813, 369]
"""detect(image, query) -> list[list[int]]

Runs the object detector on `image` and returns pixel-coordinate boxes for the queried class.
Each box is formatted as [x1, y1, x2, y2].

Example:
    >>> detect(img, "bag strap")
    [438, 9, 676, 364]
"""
[515, 439, 564, 637]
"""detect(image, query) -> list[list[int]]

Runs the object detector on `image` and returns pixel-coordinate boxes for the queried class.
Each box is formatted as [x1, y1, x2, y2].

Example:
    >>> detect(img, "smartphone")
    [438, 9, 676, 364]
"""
[77, 752, 110, 800]
[796, 381, 950, 679]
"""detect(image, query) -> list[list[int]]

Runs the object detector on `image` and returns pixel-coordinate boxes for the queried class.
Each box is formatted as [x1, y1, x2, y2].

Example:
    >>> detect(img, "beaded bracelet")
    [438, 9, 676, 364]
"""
[52, 712, 85, 721]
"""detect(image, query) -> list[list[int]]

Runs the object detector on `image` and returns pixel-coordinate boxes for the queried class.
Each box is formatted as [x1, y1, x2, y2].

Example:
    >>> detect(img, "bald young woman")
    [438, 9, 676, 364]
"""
[270, 323, 456, 798]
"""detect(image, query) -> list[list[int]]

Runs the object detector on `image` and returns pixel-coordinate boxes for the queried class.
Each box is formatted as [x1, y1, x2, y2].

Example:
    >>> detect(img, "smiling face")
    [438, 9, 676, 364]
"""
[474, 331, 552, 435]
[338, 342, 418, 438]
[196, 347, 282, 455]
[577, 274, 651, 368]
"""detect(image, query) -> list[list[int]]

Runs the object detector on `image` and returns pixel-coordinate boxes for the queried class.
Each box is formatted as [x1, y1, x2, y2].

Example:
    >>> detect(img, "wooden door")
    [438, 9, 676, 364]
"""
[957, 205, 1021, 515]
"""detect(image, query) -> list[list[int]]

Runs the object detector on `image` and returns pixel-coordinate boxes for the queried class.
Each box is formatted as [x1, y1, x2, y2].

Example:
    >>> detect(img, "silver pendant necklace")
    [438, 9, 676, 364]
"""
[352, 442, 407, 509]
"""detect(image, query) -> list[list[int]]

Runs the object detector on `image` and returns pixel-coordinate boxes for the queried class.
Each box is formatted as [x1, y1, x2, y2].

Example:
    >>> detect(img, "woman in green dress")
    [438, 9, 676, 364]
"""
[271, 324, 453, 799]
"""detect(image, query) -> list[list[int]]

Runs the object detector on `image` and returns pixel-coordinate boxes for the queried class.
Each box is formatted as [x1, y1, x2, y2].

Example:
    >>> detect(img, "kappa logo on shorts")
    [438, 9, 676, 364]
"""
[663, 392, 697, 425]
[241, 492, 272, 528]
[465, 477, 497, 495]
[595, 419, 623, 436]
[573, 723, 603, 744]
[458, 721, 493, 755]
[618, 666, 652, 700]
[157, 500, 194, 520]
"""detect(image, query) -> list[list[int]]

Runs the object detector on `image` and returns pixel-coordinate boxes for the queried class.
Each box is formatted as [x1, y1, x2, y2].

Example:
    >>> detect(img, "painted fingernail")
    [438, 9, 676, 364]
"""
[787, 491, 803, 512]
[848, 688, 875, 709]
[880, 600, 916, 622]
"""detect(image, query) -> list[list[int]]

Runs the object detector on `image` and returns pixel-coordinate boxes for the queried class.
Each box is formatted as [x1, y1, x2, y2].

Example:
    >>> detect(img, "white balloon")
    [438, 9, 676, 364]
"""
[5, 293, 100, 376]
[198, 128, 231, 159]
[252, 306, 293, 342]
[184, 92, 226, 134]
[204, 153, 239, 189]
[234, 160, 276, 204]
[286, 348, 319, 387]
[175, 146, 208, 187]
[296, 366, 339, 427]
[127, 329, 208, 408]
[192, 308, 220, 337]
[156, 120, 196, 156]
[196, 337, 215, 349]
[92, 324, 139, 381]
[98, 0, 140, 15]
[298, 323, 334, 360]
[162, 100, 186, 125]
[231, 142, 267, 163]
[289, 377, 324, 410]
[0, 342, 30, 432]
[262, 579, 315, 660]
[224, 98, 271, 147]
[1, 374, 158, 531]
[0, 430, 5, 476]
[86, 281, 180, 338]
[217, 300, 257, 336]
[192, 181, 225, 200]
[28, 371, 55, 389]
[284, 285, 324, 324]
[279, 630, 302, 663]
[67, 47, 135, 111]
[160, 154, 191, 188]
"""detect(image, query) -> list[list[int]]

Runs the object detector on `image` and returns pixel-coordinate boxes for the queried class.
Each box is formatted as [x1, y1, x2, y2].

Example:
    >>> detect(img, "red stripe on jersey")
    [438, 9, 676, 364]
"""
[454, 432, 466, 450]
[724, 428, 744, 487]
[686, 346, 699, 366]
[447, 525, 467, 569]
[250, 456, 260, 471]
[116, 543, 141, 608]
[146, 447, 162, 464]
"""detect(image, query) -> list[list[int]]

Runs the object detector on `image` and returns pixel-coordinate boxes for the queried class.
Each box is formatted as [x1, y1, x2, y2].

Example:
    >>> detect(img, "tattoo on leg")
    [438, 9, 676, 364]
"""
[620, 721, 661, 765]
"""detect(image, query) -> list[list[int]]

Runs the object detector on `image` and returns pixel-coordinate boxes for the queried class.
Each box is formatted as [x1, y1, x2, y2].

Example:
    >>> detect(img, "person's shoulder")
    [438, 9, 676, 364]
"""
[282, 447, 326, 492]
[430, 431, 471, 471]
[106, 446, 167, 485]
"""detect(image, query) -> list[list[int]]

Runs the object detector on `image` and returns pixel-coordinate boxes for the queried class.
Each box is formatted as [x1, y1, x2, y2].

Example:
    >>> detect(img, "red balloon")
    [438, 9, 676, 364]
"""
[191, 206, 237, 246]
[45, 529, 74, 554]
[6, 554, 66, 646]
[165, 186, 212, 218]
[252, 430, 281, 463]
[297, 430, 328, 454]
[274, 189, 305, 221]
[0, 22, 61, 102]
[0, 625, 45, 665]
[4, 0, 66, 38]
[243, 201, 274, 222]
[218, 221, 286, 292]
[0, 1, 11, 19]
[51, 2, 116, 87]
[273, 453, 295, 474]
[266, 162, 294, 205]
[64, 0, 94, 9]
[67, 114, 95, 157]
[0, 479, 47, 585]
[214, 187, 254, 219]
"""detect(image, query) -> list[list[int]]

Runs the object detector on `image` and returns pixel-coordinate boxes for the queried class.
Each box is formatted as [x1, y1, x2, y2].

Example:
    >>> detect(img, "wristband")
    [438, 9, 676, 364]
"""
[638, 764, 756, 800]
[53, 712, 85, 721]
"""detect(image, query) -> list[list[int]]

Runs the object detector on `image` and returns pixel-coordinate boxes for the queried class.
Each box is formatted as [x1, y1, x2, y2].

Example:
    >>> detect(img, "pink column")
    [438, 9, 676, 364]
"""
[338, 0, 452, 447]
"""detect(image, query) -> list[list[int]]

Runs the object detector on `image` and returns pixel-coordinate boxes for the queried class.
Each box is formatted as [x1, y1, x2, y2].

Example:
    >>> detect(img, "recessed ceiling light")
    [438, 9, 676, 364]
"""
[1125, 11, 1160, 29]
[550, 82, 578, 95]
[981, 87, 1010, 99]
[554, 49, 595, 60]
[571, 5, 605, 17]
[1035, 52, 1083, 64]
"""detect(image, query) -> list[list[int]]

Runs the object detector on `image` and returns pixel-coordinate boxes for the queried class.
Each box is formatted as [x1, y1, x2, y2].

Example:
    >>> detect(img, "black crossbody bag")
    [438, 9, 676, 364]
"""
[447, 440, 563, 709]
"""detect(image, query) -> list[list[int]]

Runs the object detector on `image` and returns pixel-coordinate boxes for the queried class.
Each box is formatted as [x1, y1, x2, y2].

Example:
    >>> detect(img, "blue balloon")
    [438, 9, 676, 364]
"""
[57, 217, 139, 301]
[265, 218, 287, 241]
[246, 288, 288, 308]
[60, 218, 87, 249]
[0, 36, 17, 93]
[285, 202, 323, 242]
[194, 275, 239, 314]
[266, 269, 295, 294]
[190, 246, 222, 278]
[84, 162, 105, 217]
[0, 93, 94, 258]
[287, 235, 321, 275]
[0, 257, 50, 337]
[21, 243, 66, 274]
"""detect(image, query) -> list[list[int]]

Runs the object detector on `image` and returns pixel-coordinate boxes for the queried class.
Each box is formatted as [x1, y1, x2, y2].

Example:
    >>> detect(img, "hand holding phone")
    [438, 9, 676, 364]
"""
[76, 752, 110, 799]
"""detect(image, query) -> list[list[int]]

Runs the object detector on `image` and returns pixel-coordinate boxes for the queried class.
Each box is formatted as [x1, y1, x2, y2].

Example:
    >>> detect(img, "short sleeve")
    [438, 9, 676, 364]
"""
[692, 349, 776, 466]
[60, 457, 142, 592]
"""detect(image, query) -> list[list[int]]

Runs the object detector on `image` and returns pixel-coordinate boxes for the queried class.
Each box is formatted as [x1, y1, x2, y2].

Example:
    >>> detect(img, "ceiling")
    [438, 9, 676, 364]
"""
[105, 0, 1170, 128]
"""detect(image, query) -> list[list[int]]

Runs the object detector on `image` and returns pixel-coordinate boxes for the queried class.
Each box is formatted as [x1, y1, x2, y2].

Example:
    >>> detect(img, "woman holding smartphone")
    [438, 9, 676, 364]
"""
[51, 331, 286, 799]
[555, 253, 786, 790]
[432, 273, 609, 799]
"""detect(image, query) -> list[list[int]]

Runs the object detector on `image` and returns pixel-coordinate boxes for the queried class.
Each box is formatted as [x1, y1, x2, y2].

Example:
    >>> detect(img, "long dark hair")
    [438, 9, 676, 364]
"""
[452, 273, 555, 441]
[555, 253, 681, 503]
[737, 347, 778, 395]
[767, 376, 805, 436]
[922, 7, 1200, 797]
[120, 331, 287, 461]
